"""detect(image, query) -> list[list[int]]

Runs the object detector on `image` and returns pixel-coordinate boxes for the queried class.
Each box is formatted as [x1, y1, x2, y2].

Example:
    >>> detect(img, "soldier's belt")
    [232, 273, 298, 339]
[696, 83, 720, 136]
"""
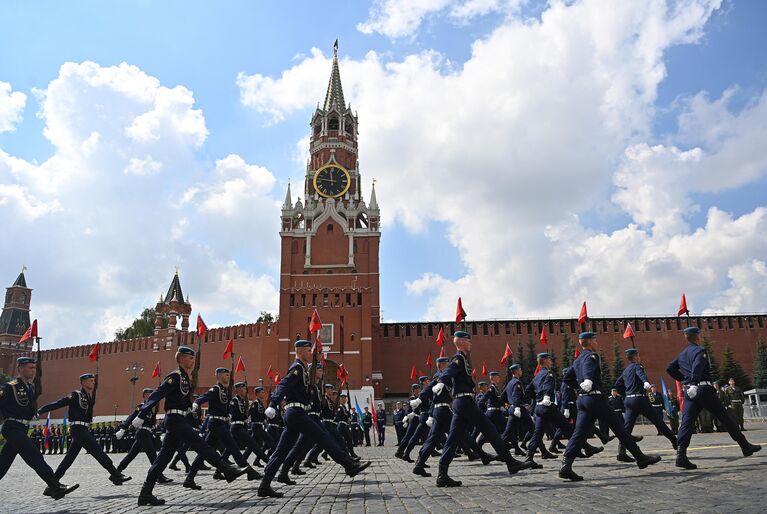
[433, 403, 451, 408]
[486, 407, 501, 411]
[208, 415, 229, 422]
[5, 418, 30, 426]
[267, 423, 281, 428]
[308, 412, 320, 417]
[286, 402, 309, 410]
[166, 409, 191, 416]
[731, 400, 743, 403]
[70, 421, 90, 427]
[337, 421, 348, 426]
[231, 420, 246, 425]
[626, 394, 645, 398]
[613, 409, 623, 412]
[454, 393, 474, 399]
[690, 381, 713, 386]
[579, 391, 602, 396]
[136, 426, 151, 431]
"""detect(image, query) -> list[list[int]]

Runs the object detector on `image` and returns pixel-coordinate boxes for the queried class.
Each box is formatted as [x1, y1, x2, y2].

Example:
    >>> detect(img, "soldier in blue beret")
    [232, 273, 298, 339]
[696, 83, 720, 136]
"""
[613, 348, 676, 463]
[398, 375, 433, 463]
[219, 381, 271, 481]
[242, 385, 276, 467]
[0, 357, 79, 500]
[501, 363, 532, 457]
[560, 333, 660, 481]
[476, 370, 506, 452]
[38, 371, 131, 487]
[395, 381, 424, 461]
[667, 327, 760, 469]
[433, 331, 531, 487]
[411, 354, 453, 476]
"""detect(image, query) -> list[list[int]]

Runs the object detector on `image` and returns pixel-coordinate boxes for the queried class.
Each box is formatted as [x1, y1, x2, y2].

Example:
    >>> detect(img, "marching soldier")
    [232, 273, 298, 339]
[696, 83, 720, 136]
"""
[607, 389, 625, 423]
[667, 327, 761, 469]
[399, 376, 432, 461]
[376, 403, 387, 446]
[412, 356, 452, 477]
[37, 373, 131, 487]
[0, 357, 79, 500]
[114, 388, 172, 483]
[560, 332, 660, 481]
[433, 331, 531, 487]
[395, 383, 423, 462]
[501, 363, 532, 456]
[476, 372, 505, 449]
[667, 390, 680, 434]
[393, 402, 405, 444]
[726, 378, 746, 430]
[335, 393, 359, 459]
[258, 339, 370, 498]
[614, 348, 676, 463]
[649, 385, 665, 435]
[243, 386, 276, 463]
[223, 382, 268, 474]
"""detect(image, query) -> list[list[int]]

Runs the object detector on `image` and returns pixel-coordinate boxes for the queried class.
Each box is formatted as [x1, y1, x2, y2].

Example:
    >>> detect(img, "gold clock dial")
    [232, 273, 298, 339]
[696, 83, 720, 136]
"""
[313, 164, 351, 198]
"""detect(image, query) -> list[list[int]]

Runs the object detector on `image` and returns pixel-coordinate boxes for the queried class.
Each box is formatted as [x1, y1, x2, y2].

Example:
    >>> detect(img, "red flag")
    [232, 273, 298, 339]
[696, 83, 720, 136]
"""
[196, 314, 208, 338]
[455, 297, 467, 323]
[540, 326, 548, 348]
[338, 364, 348, 386]
[223, 338, 234, 360]
[313, 333, 324, 354]
[472, 368, 477, 378]
[500, 343, 513, 366]
[151, 361, 161, 378]
[426, 352, 432, 367]
[623, 322, 635, 339]
[482, 362, 488, 377]
[578, 302, 588, 325]
[266, 365, 274, 380]
[410, 366, 417, 380]
[676, 380, 685, 412]
[371, 401, 378, 426]
[677, 294, 689, 317]
[574, 345, 582, 360]
[20, 319, 38, 343]
[235, 356, 245, 373]
[309, 309, 322, 333]
[321, 352, 326, 368]
[273, 372, 281, 384]
[534, 363, 541, 376]
[436, 327, 445, 346]
[88, 342, 100, 362]
[439, 346, 445, 358]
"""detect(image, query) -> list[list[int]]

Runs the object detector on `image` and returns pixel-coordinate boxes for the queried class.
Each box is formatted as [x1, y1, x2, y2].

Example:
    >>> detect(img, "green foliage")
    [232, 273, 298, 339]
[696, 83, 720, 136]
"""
[701, 336, 720, 382]
[753, 338, 767, 389]
[0, 369, 12, 383]
[612, 340, 624, 381]
[523, 338, 537, 384]
[600, 351, 613, 390]
[515, 341, 525, 371]
[549, 346, 559, 382]
[257, 311, 276, 323]
[560, 333, 573, 370]
[115, 308, 166, 341]
[721, 344, 753, 390]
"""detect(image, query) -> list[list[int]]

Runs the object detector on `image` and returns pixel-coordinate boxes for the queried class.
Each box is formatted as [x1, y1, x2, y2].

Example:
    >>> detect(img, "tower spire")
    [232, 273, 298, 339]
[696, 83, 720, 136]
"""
[283, 180, 293, 210]
[323, 39, 346, 112]
[369, 179, 379, 211]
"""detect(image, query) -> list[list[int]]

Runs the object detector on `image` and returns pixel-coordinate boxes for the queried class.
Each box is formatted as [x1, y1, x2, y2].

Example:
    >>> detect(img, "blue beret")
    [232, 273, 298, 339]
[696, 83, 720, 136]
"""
[295, 339, 312, 348]
[340, 393, 347, 397]
[454, 331, 471, 339]
[177, 346, 195, 356]
[625, 348, 639, 356]
[478, 381, 488, 386]
[579, 332, 596, 340]
[419, 375, 429, 382]
[142, 388, 153, 394]
[611, 388, 619, 392]
[411, 383, 421, 389]
[508, 363, 521, 371]
[436, 357, 449, 363]
[537, 352, 551, 359]
[254, 386, 264, 393]
[324, 383, 335, 389]
[488, 371, 499, 377]
[16, 357, 35, 365]
[215, 367, 230, 374]
[79, 373, 95, 380]
[234, 382, 247, 388]
[683, 327, 700, 335]
[561, 367, 569, 374]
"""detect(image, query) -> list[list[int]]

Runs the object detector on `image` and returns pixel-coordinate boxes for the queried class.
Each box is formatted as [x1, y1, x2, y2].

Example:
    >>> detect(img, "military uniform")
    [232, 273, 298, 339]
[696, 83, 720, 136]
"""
[726, 384, 746, 430]
[335, 396, 358, 458]
[376, 406, 387, 446]
[501, 368, 533, 452]
[715, 384, 730, 432]
[412, 361, 453, 476]
[400, 377, 432, 459]
[393, 405, 406, 444]
[525, 358, 572, 466]
[221, 384, 268, 472]
[667, 393, 680, 434]
[362, 409, 373, 446]
[116, 389, 170, 483]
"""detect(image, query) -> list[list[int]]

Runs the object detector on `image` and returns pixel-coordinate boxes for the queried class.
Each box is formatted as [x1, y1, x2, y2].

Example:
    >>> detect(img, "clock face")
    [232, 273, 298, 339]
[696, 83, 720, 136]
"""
[313, 164, 351, 198]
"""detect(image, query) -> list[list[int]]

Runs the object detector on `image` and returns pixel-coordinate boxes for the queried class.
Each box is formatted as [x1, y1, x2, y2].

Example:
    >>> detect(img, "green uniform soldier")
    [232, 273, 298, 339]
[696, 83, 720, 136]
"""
[726, 378, 746, 431]
[697, 407, 713, 433]
[714, 381, 729, 432]
[667, 392, 679, 434]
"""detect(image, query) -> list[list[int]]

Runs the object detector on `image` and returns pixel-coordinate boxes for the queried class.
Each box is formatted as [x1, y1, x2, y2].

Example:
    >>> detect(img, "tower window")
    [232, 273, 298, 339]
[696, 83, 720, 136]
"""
[328, 117, 339, 131]
[327, 223, 333, 233]
[314, 123, 321, 135]
[301, 294, 306, 307]
[290, 294, 295, 307]
[346, 293, 351, 305]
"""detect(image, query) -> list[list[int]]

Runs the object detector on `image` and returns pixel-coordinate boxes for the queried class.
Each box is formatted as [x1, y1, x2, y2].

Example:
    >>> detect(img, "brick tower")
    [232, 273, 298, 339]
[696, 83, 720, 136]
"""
[154, 270, 192, 350]
[277, 40, 381, 388]
[0, 268, 33, 374]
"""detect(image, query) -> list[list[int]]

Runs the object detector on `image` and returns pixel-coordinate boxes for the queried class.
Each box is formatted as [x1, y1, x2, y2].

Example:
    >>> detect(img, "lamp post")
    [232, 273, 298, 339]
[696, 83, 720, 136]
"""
[125, 362, 144, 411]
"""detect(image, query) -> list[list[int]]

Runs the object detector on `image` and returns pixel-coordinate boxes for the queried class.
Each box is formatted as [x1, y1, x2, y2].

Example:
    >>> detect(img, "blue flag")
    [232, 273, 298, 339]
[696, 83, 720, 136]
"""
[354, 397, 364, 430]
[660, 377, 674, 416]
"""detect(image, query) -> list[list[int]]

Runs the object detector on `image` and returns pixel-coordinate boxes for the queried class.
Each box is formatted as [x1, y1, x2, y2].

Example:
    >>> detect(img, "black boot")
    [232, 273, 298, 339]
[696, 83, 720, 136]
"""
[212, 470, 225, 480]
[632, 435, 643, 442]
[539, 446, 557, 460]
[436, 464, 462, 487]
[478, 449, 493, 466]
[507, 454, 533, 474]
[412, 455, 432, 477]
[291, 461, 306, 475]
[137, 481, 165, 506]
[257, 477, 284, 498]
[583, 442, 603, 457]
[513, 443, 527, 457]
[616, 444, 635, 463]
[394, 448, 405, 460]
[247, 466, 263, 480]
[402, 450, 414, 463]
[43, 482, 80, 501]
[276, 465, 296, 485]
[558, 456, 583, 482]
[634, 452, 661, 469]
[742, 443, 762, 457]
[548, 442, 561, 454]
[303, 459, 316, 469]
[219, 462, 249, 483]
[157, 474, 173, 484]
[345, 460, 371, 478]
[182, 478, 201, 490]
[676, 448, 697, 469]
[525, 452, 543, 470]
[109, 472, 132, 485]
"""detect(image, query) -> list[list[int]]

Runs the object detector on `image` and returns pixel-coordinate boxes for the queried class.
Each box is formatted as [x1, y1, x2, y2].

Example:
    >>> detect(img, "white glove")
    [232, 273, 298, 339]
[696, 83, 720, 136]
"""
[541, 395, 552, 406]
[265, 407, 277, 419]
[643, 382, 652, 390]
[410, 398, 422, 409]
[513, 407, 521, 418]
[131, 416, 143, 429]
[115, 429, 125, 440]
[403, 419, 408, 429]
[687, 385, 698, 399]
[564, 409, 570, 418]
[432, 383, 445, 396]
[580, 379, 593, 392]
[192, 403, 200, 413]
[160, 433, 166, 442]
[407, 412, 417, 421]
[426, 417, 434, 427]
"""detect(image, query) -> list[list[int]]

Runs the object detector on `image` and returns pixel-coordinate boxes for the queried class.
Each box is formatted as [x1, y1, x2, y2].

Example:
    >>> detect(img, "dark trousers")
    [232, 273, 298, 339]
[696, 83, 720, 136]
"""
[188, 420, 249, 479]
[418, 406, 452, 460]
[440, 396, 509, 467]
[477, 410, 506, 446]
[338, 422, 356, 455]
[0, 420, 58, 487]
[398, 417, 419, 452]
[527, 405, 571, 453]
[306, 420, 348, 462]
[118, 428, 156, 471]
[145, 414, 224, 485]
[624, 397, 675, 444]
[678, 385, 747, 450]
[377, 424, 385, 445]
[564, 395, 640, 459]
[170, 442, 190, 470]
[264, 408, 350, 480]
[394, 422, 404, 444]
[252, 423, 276, 450]
[405, 414, 430, 453]
[226, 424, 268, 462]
[363, 426, 372, 446]
[55, 425, 118, 479]
[502, 406, 534, 443]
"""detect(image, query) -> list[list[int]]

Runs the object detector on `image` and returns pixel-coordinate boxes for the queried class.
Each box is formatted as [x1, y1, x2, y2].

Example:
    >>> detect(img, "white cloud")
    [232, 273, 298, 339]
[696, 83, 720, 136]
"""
[124, 155, 163, 176]
[705, 259, 767, 314]
[0, 80, 26, 133]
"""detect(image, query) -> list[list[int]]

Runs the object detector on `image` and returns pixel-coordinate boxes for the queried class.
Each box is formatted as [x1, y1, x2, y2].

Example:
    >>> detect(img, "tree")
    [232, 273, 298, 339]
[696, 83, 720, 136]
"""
[612, 340, 624, 382]
[701, 336, 720, 382]
[753, 338, 767, 388]
[257, 311, 276, 323]
[515, 341, 525, 372]
[115, 308, 166, 341]
[523, 338, 537, 385]
[600, 351, 613, 391]
[721, 345, 753, 391]
[0, 369, 11, 383]
[560, 334, 573, 370]
[549, 346, 560, 383]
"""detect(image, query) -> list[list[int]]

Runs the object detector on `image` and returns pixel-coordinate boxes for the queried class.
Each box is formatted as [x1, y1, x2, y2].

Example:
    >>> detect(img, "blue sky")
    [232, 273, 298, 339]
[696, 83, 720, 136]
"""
[1, 0, 766, 347]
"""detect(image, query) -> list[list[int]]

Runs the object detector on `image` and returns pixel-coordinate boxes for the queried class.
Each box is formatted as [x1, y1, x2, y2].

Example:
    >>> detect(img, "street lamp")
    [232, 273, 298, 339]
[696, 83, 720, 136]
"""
[125, 362, 144, 411]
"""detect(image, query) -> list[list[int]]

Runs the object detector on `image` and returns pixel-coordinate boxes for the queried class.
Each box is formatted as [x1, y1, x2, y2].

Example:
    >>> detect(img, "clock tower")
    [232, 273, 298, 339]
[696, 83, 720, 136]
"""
[277, 41, 381, 389]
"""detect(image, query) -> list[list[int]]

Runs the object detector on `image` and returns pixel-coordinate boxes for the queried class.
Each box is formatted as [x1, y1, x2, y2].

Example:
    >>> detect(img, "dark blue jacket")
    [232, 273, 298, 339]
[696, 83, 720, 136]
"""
[438, 351, 475, 395]
[564, 349, 603, 394]
[140, 368, 193, 415]
[615, 362, 650, 395]
[505, 377, 525, 408]
[667, 343, 711, 385]
[0, 378, 37, 420]
[269, 360, 310, 408]
[38, 389, 95, 423]
[195, 383, 230, 417]
[527, 367, 556, 403]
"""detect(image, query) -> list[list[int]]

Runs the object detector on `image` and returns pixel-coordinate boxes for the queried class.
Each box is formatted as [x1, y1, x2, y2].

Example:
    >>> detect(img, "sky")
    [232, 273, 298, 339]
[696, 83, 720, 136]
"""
[1, 0, 766, 348]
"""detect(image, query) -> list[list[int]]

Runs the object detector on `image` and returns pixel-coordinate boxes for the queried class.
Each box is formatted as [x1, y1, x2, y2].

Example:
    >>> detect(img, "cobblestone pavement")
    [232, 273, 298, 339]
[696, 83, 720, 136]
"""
[3, 423, 766, 513]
